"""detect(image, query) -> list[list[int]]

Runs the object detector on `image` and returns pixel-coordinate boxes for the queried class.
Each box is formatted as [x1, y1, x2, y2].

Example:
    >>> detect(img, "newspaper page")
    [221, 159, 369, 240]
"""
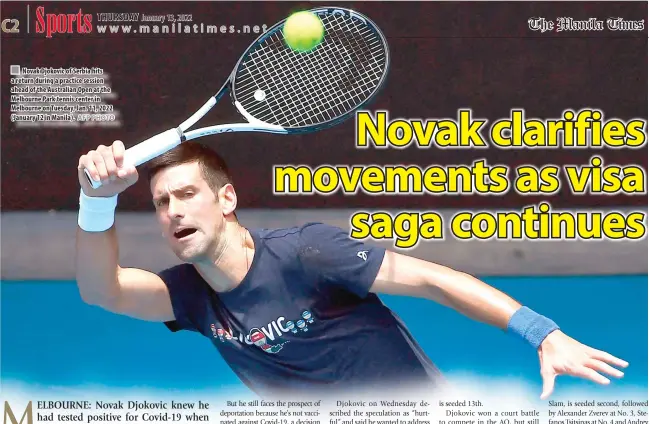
[1, 2, 647, 424]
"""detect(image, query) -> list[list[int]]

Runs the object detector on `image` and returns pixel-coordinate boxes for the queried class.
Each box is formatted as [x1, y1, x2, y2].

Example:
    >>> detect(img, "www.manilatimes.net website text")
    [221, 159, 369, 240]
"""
[96, 22, 269, 35]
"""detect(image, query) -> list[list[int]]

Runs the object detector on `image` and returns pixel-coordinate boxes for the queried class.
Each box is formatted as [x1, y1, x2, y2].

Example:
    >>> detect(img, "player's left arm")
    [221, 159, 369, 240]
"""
[369, 250, 629, 399]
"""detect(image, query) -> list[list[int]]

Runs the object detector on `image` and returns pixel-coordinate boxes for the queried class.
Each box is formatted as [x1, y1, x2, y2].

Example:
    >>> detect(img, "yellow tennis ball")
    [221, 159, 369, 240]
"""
[283, 11, 324, 52]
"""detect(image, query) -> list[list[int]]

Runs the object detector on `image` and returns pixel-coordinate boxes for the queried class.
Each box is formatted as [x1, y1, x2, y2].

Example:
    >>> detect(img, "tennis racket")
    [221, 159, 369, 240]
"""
[84, 6, 390, 188]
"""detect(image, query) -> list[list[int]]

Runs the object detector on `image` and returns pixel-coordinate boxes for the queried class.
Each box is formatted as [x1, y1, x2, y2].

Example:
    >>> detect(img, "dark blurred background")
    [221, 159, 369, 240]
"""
[2, 1, 647, 211]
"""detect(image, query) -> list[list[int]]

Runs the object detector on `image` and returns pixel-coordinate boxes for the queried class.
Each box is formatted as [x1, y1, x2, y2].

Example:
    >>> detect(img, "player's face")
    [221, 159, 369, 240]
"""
[150, 162, 229, 262]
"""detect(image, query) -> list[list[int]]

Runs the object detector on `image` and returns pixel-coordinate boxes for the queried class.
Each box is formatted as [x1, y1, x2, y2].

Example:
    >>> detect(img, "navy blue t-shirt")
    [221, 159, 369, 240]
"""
[159, 222, 442, 396]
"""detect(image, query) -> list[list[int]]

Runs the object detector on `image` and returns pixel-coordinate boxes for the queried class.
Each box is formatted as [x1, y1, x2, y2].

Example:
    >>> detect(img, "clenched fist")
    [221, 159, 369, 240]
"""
[77, 140, 138, 197]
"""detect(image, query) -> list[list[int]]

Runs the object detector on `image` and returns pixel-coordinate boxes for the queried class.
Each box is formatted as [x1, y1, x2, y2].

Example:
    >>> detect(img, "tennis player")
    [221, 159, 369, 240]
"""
[76, 140, 629, 398]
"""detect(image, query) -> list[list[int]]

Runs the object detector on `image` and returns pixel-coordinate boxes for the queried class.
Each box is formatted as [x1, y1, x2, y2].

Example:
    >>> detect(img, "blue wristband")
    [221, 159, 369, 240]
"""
[507, 306, 559, 349]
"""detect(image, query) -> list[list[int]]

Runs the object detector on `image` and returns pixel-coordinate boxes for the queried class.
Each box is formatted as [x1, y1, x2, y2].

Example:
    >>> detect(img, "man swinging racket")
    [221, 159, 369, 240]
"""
[75, 140, 629, 398]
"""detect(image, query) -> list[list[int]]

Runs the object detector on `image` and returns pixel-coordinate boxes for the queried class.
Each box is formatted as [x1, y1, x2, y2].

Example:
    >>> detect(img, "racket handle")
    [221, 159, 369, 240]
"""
[84, 128, 182, 189]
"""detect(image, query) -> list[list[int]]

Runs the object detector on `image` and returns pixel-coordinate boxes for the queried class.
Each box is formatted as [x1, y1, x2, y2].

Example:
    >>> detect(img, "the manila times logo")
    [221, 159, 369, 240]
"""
[3, 401, 33, 424]
[1, 6, 93, 37]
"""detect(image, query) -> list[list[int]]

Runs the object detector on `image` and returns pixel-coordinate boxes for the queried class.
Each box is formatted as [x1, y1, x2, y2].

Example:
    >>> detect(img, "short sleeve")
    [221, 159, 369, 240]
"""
[298, 222, 386, 298]
[158, 264, 206, 333]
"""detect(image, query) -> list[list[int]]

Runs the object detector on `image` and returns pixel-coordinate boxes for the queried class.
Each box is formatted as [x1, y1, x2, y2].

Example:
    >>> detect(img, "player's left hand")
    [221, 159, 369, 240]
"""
[537, 330, 629, 399]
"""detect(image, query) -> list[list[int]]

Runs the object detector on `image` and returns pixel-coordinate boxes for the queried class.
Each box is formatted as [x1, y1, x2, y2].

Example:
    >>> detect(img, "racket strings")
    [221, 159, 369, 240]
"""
[243, 33, 350, 125]
[323, 15, 385, 105]
[274, 31, 355, 125]
[233, 10, 387, 128]
[238, 16, 379, 125]
[268, 35, 335, 124]
[238, 37, 314, 125]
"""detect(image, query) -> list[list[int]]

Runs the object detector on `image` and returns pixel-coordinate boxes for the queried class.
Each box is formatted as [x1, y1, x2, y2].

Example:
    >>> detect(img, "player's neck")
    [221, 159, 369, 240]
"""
[194, 222, 254, 293]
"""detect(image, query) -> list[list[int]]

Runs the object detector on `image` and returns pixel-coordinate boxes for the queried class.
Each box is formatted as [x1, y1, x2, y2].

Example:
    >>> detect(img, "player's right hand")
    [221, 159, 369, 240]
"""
[78, 140, 139, 197]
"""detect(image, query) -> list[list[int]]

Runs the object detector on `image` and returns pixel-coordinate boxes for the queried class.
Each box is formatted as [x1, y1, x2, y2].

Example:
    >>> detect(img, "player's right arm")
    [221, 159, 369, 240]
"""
[75, 140, 175, 322]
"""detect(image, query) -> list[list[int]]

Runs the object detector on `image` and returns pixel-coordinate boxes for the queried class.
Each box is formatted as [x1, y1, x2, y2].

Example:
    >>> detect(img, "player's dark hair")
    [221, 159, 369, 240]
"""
[146, 142, 234, 194]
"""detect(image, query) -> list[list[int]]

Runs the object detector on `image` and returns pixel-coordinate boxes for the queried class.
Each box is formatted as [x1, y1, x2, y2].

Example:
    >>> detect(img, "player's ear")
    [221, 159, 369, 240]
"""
[218, 183, 237, 216]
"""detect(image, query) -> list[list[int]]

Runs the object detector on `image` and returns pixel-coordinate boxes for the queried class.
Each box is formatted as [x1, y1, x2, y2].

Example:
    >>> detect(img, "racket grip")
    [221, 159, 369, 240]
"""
[84, 128, 182, 189]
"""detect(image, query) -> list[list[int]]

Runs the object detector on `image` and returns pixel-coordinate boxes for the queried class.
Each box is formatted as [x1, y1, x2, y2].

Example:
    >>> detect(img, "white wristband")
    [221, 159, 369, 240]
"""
[78, 189, 118, 232]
